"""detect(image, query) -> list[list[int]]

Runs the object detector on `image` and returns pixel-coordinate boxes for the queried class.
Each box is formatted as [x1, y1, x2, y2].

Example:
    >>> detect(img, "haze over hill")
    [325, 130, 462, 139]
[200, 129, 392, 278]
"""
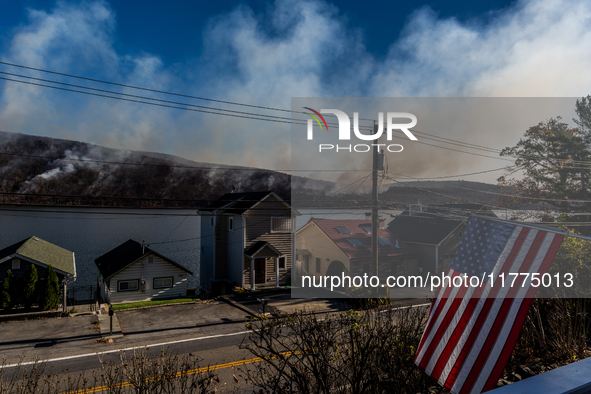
[0, 131, 501, 208]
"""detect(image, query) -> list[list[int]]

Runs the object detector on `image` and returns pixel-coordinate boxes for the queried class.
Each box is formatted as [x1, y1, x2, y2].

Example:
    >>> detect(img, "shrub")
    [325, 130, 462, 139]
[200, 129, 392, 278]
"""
[0, 270, 13, 309]
[41, 265, 60, 311]
[241, 304, 433, 393]
[23, 264, 39, 310]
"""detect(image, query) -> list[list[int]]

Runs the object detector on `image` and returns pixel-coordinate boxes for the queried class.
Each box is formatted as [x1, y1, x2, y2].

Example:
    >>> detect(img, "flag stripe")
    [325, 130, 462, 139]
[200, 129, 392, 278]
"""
[480, 233, 564, 392]
[444, 227, 531, 391]
[471, 231, 555, 394]
[419, 283, 471, 370]
[417, 217, 566, 394]
[416, 269, 458, 360]
[437, 225, 524, 386]
[416, 270, 462, 364]
[455, 229, 545, 394]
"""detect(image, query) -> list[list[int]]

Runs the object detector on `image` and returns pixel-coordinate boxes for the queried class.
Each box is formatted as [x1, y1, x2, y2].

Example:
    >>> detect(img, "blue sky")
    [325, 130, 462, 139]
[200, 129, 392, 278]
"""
[0, 0, 589, 183]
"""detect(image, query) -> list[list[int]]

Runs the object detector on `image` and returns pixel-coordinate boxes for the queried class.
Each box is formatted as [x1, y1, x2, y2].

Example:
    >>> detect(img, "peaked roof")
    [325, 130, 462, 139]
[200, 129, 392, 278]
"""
[305, 219, 414, 260]
[244, 241, 283, 258]
[0, 236, 75, 276]
[387, 213, 464, 245]
[199, 191, 291, 214]
[94, 239, 192, 279]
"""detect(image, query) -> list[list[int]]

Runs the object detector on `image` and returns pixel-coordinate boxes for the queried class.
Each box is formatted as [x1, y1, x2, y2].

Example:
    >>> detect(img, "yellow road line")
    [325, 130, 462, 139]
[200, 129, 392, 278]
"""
[65, 350, 301, 394]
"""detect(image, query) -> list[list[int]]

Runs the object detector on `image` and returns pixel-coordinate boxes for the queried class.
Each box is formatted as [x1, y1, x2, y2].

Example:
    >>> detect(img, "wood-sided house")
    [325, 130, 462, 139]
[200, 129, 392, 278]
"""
[0, 236, 77, 299]
[199, 191, 294, 293]
[295, 219, 417, 282]
[95, 239, 193, 304]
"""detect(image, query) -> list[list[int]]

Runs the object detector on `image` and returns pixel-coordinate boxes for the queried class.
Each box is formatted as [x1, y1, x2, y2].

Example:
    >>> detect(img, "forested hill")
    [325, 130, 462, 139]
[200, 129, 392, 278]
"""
[0, 131, 502, 209]
[0, 131, 292, 207]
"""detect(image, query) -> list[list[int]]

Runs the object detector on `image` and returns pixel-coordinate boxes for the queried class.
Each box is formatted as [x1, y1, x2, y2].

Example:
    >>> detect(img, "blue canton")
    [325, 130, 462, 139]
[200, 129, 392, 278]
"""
[450, 217, 515, 280]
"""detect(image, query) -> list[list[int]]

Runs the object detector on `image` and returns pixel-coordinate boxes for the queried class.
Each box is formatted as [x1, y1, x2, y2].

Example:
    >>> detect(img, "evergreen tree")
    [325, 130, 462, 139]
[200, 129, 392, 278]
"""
[41, 265, 60, 311]
[1, 270, 13, 309]
[23, 264, 38, 310]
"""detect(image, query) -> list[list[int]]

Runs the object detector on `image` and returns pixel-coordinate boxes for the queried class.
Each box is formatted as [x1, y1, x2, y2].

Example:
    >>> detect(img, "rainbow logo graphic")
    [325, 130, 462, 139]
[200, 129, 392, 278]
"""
[303, 107, 328, 131]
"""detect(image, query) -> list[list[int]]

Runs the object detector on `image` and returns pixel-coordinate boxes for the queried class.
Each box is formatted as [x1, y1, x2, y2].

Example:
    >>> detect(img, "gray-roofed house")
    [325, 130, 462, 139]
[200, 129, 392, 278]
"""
[199, 191, 294, 293]
[95, 239, 193, 304]
[387, 204, 497, 274]
[0, 236, 76, 307]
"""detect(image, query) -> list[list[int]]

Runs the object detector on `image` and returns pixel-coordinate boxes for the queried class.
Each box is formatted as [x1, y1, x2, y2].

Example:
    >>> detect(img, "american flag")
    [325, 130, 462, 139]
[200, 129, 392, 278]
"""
[414, 216, 564, 394]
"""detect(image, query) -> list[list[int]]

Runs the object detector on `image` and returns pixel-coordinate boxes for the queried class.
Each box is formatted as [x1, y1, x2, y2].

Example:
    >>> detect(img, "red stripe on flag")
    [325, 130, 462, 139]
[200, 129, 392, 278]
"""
[419, 283, 470, 370]
[430, 285, 485, 381]
[481, 233, 564, 392]
[416, 270, 461, 361]
[443, 227, 530, 390]
[457, 230, 546, 394]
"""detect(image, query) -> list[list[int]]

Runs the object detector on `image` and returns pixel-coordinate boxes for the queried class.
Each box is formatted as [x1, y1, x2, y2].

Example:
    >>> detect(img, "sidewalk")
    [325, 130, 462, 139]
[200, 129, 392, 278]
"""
[98, 312, 123, 339]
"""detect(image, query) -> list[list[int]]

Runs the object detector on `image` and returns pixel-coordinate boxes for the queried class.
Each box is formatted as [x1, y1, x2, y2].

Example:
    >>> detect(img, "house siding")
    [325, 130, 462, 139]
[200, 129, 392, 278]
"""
[107, 254, 189, 304]
[296, 223, 350, 275]
[200, 214, 215, 292]
[243, 194, 292, 287]
[227, 216, 244, 285]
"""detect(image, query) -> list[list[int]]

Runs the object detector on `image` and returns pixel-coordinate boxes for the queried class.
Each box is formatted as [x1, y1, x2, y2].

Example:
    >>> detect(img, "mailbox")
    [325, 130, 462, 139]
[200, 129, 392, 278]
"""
[108, 306, 114, 316]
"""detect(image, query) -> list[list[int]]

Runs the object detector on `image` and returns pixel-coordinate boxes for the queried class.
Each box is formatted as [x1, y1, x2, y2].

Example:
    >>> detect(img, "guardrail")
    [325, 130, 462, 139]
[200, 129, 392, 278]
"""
[492, 357, 591, 394]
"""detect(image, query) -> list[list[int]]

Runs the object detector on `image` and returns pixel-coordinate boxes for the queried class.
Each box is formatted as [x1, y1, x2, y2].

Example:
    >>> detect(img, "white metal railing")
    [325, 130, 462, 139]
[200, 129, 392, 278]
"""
[492, 357, 591, 394]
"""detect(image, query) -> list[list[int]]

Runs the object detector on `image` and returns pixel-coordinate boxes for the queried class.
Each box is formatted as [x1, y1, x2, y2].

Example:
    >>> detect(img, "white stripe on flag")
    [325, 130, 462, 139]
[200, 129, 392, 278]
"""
[451, 229, 538, 394]
[469, 232, 555, 394]
[436, 225, 522, 386]
[429, 225, 523, 381]
[415, 275, 463, 364]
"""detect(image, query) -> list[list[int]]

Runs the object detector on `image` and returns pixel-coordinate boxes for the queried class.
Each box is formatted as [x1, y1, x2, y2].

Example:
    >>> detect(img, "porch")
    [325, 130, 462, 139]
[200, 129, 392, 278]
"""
[244, 241, 285, 291]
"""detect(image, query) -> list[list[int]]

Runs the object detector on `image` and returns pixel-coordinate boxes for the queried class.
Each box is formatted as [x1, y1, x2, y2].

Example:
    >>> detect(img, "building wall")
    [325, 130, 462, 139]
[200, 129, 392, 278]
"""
[243, 195, 292, 286]
[0, 256, 66, 282]
[227, 216, 244, 285]
[107, 254, 189, 304]
[403, 224, 464, 275]
[296, 223, 351, 276]
[199, 214, 215, 292]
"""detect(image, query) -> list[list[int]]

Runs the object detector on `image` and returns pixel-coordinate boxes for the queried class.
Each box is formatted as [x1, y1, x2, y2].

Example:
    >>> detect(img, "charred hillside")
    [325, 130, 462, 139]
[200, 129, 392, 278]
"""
[0, 132, 291, 207]
[0, 132, 502, 209]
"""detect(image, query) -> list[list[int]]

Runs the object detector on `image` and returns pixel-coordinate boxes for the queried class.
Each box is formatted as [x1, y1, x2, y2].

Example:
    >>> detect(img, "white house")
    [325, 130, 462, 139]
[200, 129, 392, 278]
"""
[95, 239, 192, 304]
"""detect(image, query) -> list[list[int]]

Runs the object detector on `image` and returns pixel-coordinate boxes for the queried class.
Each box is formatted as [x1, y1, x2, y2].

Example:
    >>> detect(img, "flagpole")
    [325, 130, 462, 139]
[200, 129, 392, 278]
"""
[471, 214, 591, 242]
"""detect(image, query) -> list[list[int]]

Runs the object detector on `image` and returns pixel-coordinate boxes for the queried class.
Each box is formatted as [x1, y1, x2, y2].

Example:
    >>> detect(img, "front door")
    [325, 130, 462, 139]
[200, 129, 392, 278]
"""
[255, 258, 266, 284]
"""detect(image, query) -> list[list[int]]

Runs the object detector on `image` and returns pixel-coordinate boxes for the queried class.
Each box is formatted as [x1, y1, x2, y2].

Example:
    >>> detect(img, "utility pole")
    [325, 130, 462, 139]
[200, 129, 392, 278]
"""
[372, 121, 379, 297]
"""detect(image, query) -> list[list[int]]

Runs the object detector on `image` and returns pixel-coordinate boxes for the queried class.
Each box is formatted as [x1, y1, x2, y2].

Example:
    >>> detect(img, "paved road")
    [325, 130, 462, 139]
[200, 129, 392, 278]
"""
[0, 301, 250, 364]
[0, 297, 431, 392]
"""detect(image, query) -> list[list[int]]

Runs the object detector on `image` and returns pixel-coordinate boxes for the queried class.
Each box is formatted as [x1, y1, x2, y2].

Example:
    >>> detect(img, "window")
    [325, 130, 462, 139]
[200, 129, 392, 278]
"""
[347, 238, 364, 247]
[271, 217, 292, 233]
[229, 217, 233, 231]
[118, 280, 139, 292]
[145, 255, 153, 264]
[11, 258, 20, 270]
[278, 256, 286, 270]
[211, 217, 214, 226]
[334, 226, 350, 234]
[154, 277, 173, 289]
[316, 258, 321, 273]
[378, 237, 392, 246]
[359, 224, 372, 234]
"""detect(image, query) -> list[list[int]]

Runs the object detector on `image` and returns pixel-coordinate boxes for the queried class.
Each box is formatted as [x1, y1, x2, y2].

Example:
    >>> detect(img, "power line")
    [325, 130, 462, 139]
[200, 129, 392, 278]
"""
[0, 61, 378, 122]
[8, 61, 591, 168]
